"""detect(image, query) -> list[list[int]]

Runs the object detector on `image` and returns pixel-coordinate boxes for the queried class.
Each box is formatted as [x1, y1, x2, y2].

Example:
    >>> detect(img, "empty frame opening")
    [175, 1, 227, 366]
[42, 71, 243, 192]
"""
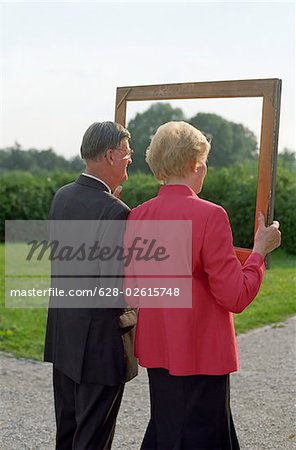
[126, 97, 262, 249]
[115, 79, 281, 263]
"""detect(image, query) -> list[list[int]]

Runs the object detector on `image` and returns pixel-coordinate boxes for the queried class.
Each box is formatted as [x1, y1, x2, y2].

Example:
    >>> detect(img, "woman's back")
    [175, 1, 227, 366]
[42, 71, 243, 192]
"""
[126, 184, 264, 376]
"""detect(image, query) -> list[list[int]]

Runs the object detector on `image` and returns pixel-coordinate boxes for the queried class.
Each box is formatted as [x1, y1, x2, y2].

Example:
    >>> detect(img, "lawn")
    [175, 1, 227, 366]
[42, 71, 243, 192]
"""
[0, 244, 295, 361]
[234, 249, 295, 333]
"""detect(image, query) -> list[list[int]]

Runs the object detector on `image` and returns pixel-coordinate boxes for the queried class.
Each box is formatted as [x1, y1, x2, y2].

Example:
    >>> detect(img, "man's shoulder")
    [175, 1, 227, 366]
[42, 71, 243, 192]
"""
[53, 181, 77, 198]
[50, 179, 130, 220]
[103, 193, 130, 219]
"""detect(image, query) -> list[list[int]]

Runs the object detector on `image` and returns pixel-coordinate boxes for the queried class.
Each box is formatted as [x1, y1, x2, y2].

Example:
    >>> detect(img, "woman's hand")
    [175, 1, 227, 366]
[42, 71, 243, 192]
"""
[253, 212, 281, 257]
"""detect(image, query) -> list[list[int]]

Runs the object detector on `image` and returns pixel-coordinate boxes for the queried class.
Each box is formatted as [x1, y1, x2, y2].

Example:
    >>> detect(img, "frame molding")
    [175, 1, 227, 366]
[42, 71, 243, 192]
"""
[115, 78, 282, 264]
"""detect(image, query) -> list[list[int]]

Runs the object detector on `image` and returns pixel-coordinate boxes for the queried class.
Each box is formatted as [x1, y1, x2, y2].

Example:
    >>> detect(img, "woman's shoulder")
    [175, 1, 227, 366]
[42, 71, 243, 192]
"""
[128, 195, 228, 222]
[191, 196, 228, 218]
[128, 197, 158, 219]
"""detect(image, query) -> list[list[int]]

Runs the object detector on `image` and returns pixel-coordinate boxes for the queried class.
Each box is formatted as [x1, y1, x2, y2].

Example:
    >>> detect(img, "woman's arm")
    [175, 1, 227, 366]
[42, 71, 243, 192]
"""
[202, 207, 280, 313]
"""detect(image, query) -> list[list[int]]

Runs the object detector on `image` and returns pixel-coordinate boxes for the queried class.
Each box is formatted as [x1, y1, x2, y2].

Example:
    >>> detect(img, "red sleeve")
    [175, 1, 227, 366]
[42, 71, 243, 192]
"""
[202, 206, 265, 313]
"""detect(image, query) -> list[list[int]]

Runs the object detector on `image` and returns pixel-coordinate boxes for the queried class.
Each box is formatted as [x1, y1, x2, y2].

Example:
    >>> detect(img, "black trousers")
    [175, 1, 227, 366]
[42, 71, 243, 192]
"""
[141, 368, 240, 450]
[53, 367, 124, 450]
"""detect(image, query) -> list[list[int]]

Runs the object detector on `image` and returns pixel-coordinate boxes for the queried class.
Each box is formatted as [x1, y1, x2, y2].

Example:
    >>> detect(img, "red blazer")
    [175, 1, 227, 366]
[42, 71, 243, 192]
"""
[124, 185, 265, 375]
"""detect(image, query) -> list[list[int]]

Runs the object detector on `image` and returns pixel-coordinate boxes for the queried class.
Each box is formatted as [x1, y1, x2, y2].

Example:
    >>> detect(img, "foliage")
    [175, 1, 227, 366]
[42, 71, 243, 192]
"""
[124, 160, 295, 254]
[127, 104, 259, 173]
[277, 148, 296, 171]
[189, 113, 258, 167]
[0, 160, 295, 254]
[0, 171, 77, 240]
[121, 172, 159, 207]
[201, 160, 296, 254]
[1, 111, 293, 180]
[127, 103, 185, 173]
[0, 142, 84, 174]
[200, 162, 258, 249]
[0, 244, 294, 361]
[274, 164, 296, 254]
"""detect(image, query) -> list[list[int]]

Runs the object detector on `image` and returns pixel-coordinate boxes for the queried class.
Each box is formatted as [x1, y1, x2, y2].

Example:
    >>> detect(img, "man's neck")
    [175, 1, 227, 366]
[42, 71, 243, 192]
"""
[82, 170, 112, 192]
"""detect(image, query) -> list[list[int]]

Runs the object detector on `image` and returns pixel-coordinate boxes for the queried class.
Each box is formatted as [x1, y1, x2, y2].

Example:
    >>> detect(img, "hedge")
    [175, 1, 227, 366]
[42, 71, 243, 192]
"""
[1, 164, 295, 253]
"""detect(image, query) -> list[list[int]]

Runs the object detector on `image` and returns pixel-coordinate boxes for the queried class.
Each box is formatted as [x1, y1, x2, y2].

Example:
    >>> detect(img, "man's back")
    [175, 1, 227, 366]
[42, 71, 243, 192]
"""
[44, 174, 135, 385]
[49, 175, 129, 221]
[46, 121, 137, 450]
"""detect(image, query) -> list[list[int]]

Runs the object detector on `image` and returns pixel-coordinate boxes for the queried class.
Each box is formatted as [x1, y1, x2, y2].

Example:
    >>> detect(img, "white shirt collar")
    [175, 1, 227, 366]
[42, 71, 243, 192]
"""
[81, 173, 111, 193]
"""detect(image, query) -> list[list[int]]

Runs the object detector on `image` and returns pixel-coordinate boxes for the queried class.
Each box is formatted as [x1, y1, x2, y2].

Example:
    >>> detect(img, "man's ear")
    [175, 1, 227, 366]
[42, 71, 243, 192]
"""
[105, 149, 114, 166]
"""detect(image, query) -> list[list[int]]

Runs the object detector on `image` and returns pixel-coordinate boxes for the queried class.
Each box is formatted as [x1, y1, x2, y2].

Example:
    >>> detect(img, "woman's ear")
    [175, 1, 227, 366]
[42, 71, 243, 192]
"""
[200, 162, 207, 177]
[193, 162, 201, 173]
[194, 161, 208, 194]
[195, 162, 207, 176]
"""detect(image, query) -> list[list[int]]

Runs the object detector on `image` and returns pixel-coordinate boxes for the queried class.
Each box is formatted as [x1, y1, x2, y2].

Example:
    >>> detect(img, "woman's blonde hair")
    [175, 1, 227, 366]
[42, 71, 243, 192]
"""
[146, 121, 210, 182]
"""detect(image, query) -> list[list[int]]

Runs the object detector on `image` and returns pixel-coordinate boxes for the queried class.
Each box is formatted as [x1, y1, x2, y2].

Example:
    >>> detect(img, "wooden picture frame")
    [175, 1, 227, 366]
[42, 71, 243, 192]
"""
[115, 78, 282, 264]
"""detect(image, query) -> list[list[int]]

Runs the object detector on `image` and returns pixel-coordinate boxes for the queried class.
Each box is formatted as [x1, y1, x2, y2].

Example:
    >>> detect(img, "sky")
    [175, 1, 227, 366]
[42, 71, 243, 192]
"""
[0, 1, 295, 159]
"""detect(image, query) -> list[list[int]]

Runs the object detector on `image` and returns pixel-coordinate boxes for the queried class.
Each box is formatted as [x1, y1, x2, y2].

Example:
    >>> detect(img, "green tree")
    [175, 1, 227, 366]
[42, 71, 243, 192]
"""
[69, 155, 84, 172]
[0, 142, 33, 172]
[0, 144, 82, 174]
[31, 148, 69, 171]
[189, 113, 258, 167]
[127, 106, 258, 172]
[278, 148, 296, 171]
[127, 103, 185, 173]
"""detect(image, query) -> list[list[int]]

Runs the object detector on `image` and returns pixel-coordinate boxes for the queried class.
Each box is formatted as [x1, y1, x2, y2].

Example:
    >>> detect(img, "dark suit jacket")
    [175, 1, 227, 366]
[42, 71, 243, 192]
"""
[44, 174, 138, 385]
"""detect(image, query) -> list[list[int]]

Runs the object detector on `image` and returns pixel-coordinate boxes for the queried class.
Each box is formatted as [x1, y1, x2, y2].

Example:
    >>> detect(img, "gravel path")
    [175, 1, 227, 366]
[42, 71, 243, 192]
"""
[0, 316, 295, 450]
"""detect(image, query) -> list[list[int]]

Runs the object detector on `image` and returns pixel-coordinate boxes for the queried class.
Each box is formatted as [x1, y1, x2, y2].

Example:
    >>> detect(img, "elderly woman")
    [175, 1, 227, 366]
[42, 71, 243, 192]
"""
[125, 121, 281, 450]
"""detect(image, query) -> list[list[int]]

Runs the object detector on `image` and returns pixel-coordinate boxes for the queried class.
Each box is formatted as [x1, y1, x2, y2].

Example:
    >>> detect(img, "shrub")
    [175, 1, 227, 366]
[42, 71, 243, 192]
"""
[0, 164, 295, 254]
[200, 163, 257, 249]
[0, 171, 76, 240]
[121, 172, 159, 207]
[274, 166, 296, 254]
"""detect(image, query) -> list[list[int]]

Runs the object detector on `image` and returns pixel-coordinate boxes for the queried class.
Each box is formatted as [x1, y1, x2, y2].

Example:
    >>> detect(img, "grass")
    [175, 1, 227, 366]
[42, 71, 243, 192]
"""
[0, 244, 295, 361]
[234, 249, 296, 333]
[0, 242, 48, 359]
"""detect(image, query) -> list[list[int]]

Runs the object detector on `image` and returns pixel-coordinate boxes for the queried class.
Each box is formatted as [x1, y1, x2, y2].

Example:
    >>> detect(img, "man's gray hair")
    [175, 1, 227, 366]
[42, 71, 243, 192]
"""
[80, 121, 131, 161]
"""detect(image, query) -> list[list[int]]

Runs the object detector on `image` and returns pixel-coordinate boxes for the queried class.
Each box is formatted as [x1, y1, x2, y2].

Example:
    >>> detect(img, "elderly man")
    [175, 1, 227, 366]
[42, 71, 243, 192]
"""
[44, 122, 137, 449]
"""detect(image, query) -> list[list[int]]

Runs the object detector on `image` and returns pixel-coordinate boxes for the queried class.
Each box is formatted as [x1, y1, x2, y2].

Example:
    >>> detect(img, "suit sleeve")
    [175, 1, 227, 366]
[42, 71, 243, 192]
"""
[98, 198, 130, 308]
[202, 206, 265, 313]
[123, 217, 139, 308]
[107, 197, 130, 220]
